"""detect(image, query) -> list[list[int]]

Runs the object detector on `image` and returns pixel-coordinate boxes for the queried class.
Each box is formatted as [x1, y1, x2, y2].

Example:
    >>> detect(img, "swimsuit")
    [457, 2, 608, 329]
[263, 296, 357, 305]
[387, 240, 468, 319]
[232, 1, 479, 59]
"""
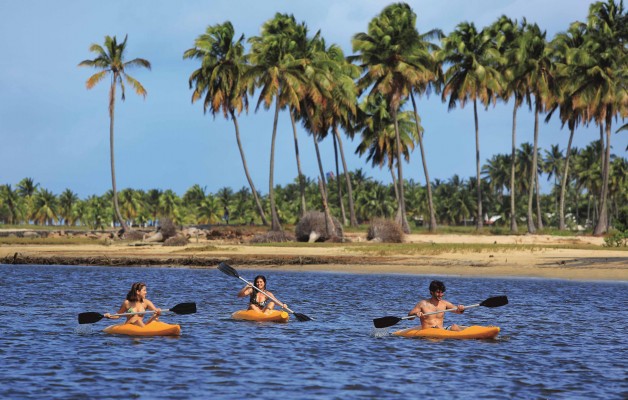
[431, 325, 452, 330]
[250, 292, 268, 308]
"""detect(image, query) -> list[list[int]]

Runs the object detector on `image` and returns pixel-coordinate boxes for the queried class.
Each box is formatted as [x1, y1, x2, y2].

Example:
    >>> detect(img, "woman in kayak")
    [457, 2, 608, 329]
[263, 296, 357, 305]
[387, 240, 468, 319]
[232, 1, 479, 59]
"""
[104, 282, 161, 326]
[408, 280, 465, 331]
[237, 275, 287, 313]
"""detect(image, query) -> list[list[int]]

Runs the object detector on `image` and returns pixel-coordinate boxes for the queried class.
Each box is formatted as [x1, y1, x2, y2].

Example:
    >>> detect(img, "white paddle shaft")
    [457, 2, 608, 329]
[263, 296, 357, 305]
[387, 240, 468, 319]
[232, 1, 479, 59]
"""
[238, 276, 295, 314]
[110, 307, 171, 317]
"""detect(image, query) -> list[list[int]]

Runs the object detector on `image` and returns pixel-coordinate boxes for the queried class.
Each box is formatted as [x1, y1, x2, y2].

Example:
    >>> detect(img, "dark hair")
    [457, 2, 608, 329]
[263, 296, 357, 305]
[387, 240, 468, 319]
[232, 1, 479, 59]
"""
[429, 280, 446, 293]
[253, 275, 267, 289]
[126, 282, 146, 303]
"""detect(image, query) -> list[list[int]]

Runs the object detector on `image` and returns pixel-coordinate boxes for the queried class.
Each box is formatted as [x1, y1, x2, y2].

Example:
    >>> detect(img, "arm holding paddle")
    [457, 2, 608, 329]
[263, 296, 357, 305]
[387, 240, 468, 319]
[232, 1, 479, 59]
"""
[104, 299, 161, 326]
[218, 262, 311, 322]
[373, 295, 508, 329]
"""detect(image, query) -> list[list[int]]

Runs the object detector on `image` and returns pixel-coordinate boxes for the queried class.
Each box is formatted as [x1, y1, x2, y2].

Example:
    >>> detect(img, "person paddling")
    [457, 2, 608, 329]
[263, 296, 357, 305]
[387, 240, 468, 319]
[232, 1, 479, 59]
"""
[408, 280, 465, 331]
[237, 275, 287, 313]
[104, 282, 161, 327]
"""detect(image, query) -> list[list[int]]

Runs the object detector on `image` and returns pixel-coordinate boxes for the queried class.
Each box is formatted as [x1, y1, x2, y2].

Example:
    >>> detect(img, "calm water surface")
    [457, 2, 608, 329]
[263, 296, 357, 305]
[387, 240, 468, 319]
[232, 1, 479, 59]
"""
[0, 264, 626, 399]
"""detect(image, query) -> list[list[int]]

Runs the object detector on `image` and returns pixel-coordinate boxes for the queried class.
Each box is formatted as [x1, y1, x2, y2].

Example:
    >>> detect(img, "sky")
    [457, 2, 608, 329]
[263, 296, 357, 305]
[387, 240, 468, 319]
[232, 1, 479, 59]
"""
[0, 0, 625, 199]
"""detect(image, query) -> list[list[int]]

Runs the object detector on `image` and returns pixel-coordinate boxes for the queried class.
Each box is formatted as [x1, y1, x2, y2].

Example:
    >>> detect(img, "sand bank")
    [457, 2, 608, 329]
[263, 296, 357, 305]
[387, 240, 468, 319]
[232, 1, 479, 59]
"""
[1, 233, 626, 281]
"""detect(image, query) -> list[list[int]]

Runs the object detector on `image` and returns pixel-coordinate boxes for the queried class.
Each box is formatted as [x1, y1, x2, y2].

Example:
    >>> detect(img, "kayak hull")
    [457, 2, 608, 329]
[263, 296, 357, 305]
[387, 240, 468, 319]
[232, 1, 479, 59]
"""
[103, 321, 181, 336]
[393, 325, 500, 339]
[232, 309, 290, 323]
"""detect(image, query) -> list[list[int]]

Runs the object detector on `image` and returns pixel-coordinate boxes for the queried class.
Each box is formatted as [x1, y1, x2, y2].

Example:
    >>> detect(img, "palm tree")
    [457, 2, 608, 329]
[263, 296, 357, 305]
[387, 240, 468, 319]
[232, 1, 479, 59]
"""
[0, 184, 22, 225]
[248, 13, 308, 231]
[58, 189, 79, 226]
[489, 16, 527, 233]
[32, 189, 58, 226]
[351, 2, 429, 233]
[408, 26, 443, 233]
[184, 22, 268, 226]
[78, 35, 151, 233]
[512, 22, 553, 232]
[547, 22, 587, 230]
[574, 0, 627, 235]
[439, 21, 502, 230]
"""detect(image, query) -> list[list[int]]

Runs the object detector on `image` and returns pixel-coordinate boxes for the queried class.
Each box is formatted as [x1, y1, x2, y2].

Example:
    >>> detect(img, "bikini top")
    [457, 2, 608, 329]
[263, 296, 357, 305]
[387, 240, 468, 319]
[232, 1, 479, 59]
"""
[249, 291, 268, 308]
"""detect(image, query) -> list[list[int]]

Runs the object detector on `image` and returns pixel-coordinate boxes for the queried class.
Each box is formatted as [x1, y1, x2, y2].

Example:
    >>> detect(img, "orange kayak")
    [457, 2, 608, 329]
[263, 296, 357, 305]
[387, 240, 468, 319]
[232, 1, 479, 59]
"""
[231, 309, 290, 323]
[393, 325, 500, 339]
[103, 321, 181, 336]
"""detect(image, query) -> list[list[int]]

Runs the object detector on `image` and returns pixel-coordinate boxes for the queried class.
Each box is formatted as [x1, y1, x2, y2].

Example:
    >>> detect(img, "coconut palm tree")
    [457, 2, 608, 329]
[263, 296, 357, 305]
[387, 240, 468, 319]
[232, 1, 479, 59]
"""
[439, 21, 502, 230]
[351, 2, 429, 233]
[248, 13, 308, 231]
[0, 184, 22, 225]
[489, 15, 527, 233]
[547, 22, 588, 230]
[574, 0, 627, 235]
[32, 189, 58, 226]
[408, 26, 443, 233]
[184, 22, 268, 226]
[58, 189, 79, 226]
[78, 35, 150, 233]
[299, 41, 360, 227]
[511, 22, 554, 232]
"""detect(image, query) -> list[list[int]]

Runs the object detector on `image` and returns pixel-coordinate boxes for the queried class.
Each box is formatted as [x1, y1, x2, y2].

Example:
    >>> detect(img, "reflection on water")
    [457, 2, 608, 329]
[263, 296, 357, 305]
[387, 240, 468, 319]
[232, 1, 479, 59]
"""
[0, 264, 625, 399]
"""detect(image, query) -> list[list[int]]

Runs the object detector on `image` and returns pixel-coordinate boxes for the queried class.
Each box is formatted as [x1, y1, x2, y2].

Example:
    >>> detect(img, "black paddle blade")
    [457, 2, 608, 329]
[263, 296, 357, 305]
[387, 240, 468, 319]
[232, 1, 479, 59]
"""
[480, 296, 508, 308]
[170, 302, 197, 315]
[294, 313, 313, 322]
[373, 316, 403, 329]
[218, 262, 240, 278]
[78, 312, 104, 325]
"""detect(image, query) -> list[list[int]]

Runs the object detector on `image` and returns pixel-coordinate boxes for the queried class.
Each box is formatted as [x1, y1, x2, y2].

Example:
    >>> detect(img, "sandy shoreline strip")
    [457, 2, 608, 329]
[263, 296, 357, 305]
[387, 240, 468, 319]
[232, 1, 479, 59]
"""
[1, 233, 626, 281]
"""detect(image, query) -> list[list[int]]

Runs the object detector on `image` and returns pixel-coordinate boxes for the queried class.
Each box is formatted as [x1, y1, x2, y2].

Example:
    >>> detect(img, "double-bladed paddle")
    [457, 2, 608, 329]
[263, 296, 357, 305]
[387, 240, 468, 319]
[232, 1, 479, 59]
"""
[372, 295, 508, 329]
[78, 302, 197, 324]
[217, 262, 313, 322]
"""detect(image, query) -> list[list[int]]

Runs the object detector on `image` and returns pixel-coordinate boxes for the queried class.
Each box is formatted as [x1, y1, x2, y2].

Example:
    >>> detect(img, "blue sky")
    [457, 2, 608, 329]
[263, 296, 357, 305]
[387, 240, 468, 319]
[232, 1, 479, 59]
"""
[0, 0, 625, 199]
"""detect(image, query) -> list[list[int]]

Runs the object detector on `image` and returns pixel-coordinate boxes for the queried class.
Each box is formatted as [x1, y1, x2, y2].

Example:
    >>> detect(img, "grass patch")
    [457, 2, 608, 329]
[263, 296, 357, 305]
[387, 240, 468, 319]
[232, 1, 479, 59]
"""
[0, 237, 109, 245]
[177, 245, 237, 253]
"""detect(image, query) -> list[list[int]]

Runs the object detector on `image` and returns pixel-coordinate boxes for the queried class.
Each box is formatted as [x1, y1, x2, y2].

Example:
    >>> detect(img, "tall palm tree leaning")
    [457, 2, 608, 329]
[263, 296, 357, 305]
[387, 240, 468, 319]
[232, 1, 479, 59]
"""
[352, 2, 428, 233]
[248, 13, 307, 231]
[79, 35, 150, 233]
[489, 15, 526, 233]
[183, 21, 268, 226]
[439, 22, 502, 230]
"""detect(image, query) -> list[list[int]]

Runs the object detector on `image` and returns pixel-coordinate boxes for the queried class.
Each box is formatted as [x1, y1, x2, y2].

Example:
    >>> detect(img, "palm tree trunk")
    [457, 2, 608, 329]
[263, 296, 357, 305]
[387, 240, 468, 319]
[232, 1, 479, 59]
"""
[391, 168, 399, 204]
[535, 165, 543, 230]
[269, 97, 282, 231]
[593, 118, 611, 235]
[230, 111, 268, 226]
[108, 81, 129, 233]
[533, 103, 543, 230]
[510, 103, 518, 233]
[473, 99, 483, 230]
[392, 108, 410, 233]
[312, 134, 329, 200]
[332, 133, 347, 225]
[318, 178, 337, 239]
[410, 94, 436, 232]
[290, 110, 307, 217]
[559, 127, 575, 230]
[527, 104, 539, 234]
[334, 126, 358, 227]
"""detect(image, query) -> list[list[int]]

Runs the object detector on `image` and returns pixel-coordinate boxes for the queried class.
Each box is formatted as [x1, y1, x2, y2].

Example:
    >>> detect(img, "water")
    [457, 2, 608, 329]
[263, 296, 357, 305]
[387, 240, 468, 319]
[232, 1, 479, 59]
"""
[0, 264, 626, 399]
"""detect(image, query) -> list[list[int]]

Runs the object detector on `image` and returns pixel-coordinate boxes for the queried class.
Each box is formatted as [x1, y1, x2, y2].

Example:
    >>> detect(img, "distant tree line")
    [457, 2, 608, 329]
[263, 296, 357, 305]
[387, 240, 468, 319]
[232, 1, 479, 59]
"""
[67, 1, 626, 234]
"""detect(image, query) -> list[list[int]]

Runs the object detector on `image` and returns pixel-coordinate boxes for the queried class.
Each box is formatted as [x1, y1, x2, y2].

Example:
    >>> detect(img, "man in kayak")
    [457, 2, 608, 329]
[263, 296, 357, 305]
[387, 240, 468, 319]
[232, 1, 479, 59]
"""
[104, 282, 161, 326]
[237, 275, 287, 313]
[408, 280, 465, 331]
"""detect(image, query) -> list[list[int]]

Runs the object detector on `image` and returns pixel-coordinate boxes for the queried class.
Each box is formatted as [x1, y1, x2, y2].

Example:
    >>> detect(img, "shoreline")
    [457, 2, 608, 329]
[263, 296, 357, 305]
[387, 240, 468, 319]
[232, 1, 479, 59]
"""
[1, 233, 626, 281]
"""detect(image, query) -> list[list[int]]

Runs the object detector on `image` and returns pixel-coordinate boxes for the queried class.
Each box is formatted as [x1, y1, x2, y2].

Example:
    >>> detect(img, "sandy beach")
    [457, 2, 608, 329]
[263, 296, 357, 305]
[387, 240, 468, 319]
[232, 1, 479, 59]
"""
[1, 232, 626, 281]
